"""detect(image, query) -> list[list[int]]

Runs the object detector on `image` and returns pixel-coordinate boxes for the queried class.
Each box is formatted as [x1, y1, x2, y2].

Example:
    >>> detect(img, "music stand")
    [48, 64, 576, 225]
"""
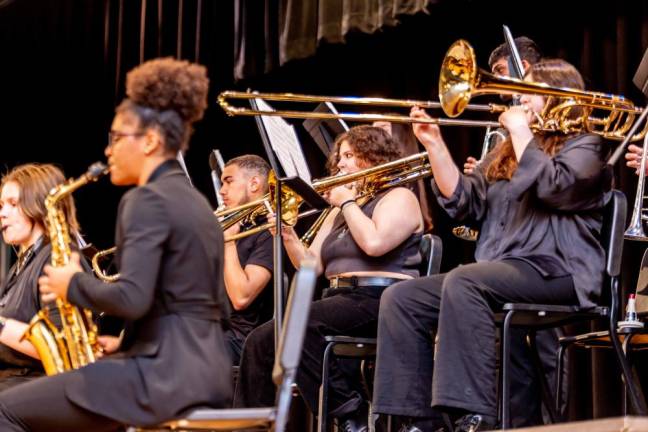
[608, 47, 648, 166]
[302, 102, 349, 156]
[250, 98, 328, 349]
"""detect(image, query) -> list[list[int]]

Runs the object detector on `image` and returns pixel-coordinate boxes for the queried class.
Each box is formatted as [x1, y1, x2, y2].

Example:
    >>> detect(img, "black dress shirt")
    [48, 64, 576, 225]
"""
[432, 133, 610, 308]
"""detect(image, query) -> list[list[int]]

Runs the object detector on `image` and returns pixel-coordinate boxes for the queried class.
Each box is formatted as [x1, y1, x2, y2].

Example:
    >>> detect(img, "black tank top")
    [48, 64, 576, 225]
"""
[320, 190, 422, 278]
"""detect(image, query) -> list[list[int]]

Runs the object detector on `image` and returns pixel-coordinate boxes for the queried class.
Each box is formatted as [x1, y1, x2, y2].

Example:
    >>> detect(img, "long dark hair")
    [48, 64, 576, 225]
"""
[485, 59, 585, 182]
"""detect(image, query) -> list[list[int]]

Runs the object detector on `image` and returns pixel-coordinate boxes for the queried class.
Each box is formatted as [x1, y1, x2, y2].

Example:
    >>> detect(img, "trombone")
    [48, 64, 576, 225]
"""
[439, 39, 648, 142]
[222, 151, 432, 243]
[218, 90, 502, 129]
[624, 133, 648, 241]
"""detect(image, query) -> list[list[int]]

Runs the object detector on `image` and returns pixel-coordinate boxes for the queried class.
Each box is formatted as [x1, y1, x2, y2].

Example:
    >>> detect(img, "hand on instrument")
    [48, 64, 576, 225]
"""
[626, 144, 648, 175]
[325, 183, 357, 208]
[96, 335, 121, 357]
[410, 106, 444, 150]
[223, 221, 241, 237]
[267, 212, 298, 240]
[463, 156, 479, 175]
[498, 104, 533, 133]
[38, 252, 83, 303]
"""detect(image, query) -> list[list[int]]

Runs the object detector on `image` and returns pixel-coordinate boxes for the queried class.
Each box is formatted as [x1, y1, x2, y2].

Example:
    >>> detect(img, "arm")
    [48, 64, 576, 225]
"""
[223, 230, 272, 311]
[330, 187, 422, 257]
[510, 134, 607, 211]
[0, 319, 38, 359]
[65, 187, 169, 320]
[268, 209, 338, 276]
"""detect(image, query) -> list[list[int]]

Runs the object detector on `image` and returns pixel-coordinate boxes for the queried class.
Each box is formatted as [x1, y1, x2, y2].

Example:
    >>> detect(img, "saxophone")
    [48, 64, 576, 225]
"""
[22, 162, 108, 375]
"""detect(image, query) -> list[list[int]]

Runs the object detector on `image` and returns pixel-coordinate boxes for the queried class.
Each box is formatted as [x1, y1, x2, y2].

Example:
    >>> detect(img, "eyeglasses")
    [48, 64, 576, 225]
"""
[107, 130, 145, 148]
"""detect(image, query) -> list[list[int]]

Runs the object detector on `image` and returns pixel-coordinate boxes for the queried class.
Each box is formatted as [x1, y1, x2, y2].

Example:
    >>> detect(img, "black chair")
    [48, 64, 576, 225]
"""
[317, 233, 442, 432]
[556, 249, 648, 418]
[493, 190, 645, 429]
[137, 259, 317, 432]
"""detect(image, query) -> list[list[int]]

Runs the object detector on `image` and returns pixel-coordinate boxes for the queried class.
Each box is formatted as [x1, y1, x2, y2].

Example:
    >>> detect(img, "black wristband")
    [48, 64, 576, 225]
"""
[340, 199, 356, 211]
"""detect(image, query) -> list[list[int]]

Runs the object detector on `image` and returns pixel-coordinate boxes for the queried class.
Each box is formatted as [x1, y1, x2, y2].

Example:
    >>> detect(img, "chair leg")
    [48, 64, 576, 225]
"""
[527, 330, 558, 424]
[318, 342, 335, 432]
[554, 342, 568, 420]
[500, 311, 513, 430]
[609, 322, 648, 415]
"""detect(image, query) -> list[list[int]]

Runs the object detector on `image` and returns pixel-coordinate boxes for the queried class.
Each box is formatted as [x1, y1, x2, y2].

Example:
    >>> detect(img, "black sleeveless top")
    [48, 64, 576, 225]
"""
[320, 190, 422, 279]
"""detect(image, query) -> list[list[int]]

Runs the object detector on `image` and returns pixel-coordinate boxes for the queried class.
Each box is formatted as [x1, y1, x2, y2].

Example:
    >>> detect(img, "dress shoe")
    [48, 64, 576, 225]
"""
[336, 403, 369, 432]
[453, 414, 494, 432]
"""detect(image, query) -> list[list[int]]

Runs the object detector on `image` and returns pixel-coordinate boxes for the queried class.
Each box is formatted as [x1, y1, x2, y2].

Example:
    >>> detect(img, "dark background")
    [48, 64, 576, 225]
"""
[2, 0, 648, 421]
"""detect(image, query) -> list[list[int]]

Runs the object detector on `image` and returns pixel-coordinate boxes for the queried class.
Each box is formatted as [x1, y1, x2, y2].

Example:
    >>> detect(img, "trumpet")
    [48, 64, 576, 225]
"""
[223, 151, 432, 242]
[218, 90, 502, 129]
[440, 39, 647, 141]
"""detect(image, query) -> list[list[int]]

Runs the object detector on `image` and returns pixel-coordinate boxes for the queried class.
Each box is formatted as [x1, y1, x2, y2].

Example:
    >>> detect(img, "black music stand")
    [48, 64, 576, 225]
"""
[250, 98, 328, 350]
[302, 102, 349, 156]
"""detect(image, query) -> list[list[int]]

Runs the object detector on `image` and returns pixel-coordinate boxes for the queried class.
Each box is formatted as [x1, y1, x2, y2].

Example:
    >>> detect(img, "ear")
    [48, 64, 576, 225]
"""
[143, 129, 163, 156]
[522, 59, 531, 75]
[249, 174, 260, 193]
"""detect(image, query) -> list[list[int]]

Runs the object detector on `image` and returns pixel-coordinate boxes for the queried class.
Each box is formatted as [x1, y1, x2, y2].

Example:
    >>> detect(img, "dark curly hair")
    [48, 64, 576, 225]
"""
[327, 125, 402, 174]
[116, 57, 209, 153]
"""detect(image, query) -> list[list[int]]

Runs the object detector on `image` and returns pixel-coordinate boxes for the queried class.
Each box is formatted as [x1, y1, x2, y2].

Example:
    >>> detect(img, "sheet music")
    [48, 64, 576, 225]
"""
[255, 98, 312, 183]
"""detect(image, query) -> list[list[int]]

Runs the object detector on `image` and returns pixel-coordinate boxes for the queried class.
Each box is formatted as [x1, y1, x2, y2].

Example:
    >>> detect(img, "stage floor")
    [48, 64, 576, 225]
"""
[492, 416, 648, 431]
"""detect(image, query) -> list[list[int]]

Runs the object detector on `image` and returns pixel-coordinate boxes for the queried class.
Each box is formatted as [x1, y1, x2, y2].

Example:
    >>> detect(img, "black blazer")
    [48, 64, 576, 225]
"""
[65, 160, 232, 426]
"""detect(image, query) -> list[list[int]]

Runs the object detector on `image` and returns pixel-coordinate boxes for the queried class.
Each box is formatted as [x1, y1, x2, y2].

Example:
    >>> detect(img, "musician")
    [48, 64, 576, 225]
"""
[464, 36, 542, 175]
[0, 164, 83, 390]
[220, 154, 273, 364]
[233, 125, 424, 432]
[372, 59, 610, 432]
[0, 57, 232, 431]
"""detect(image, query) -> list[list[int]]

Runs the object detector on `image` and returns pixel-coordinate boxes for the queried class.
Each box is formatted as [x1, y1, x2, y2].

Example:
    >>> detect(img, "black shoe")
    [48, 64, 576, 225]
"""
[453, 414, 494, 432]
[398, 421, 448, 432]
[336, 404, 369, 432]
[338, 417, 368, 432]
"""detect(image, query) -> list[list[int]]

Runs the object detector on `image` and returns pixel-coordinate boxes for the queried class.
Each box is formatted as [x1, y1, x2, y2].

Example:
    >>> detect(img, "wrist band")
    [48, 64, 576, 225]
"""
[340, 199, 356, 211]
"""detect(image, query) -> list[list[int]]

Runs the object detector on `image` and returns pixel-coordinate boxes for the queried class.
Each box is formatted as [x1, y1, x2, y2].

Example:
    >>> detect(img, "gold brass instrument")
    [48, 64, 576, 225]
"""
[624, 133, 648, 241]
[451, 126, 507, 242]
[23, 162, 108, 375]
[224, 151, 432, 243]
[440, 39, 647, 141]
[92, 246, 119, 282]
[218, 90, 502, 129]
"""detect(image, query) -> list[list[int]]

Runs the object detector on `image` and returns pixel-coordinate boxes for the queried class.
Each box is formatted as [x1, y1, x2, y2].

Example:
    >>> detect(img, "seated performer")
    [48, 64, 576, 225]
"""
[0, 58, 232, 431]
[372, 58, 610, 432]
[233, 125, 424, 432]
[220, 154, 273, 364]
[0, 164, 85, 390]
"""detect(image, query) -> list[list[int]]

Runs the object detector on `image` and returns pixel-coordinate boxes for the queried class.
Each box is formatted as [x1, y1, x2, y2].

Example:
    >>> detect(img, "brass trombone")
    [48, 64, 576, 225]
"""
[218, 90, 502, 129]
[440, 39, 647, 141]
[222, 151, 432, 243]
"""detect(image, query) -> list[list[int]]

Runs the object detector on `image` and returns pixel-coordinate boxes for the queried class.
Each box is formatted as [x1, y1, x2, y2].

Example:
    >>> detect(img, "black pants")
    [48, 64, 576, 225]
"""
[0, 371, 122, 431]
[234, 286, 384, 416]
[373, 260, 576, 426]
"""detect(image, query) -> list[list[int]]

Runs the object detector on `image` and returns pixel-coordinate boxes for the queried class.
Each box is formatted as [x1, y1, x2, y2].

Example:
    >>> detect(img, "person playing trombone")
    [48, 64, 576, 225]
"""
[219, 154, 274, 365]
[233, 125, 424, 432]
[372, 58, 611, 432]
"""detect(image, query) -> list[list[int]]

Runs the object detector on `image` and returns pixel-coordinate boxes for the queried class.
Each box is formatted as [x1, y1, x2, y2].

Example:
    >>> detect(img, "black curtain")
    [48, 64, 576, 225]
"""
[1, 0, 648, 422]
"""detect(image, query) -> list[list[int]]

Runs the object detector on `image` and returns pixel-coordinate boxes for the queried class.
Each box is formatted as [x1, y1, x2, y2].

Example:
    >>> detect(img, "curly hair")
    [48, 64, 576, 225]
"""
[117, 57, 209, 153]
[1, 163, 80, 241]
[485, 59, 584, 182]
[327, 125, 402, 174]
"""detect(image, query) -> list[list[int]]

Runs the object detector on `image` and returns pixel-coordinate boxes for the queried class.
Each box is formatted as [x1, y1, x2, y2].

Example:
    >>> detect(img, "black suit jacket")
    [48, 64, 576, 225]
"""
[65, 160, 232, 426]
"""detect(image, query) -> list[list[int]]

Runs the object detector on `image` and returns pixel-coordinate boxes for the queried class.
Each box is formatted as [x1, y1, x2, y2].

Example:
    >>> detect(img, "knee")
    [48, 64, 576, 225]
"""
[379, 280, 417, 319]
[441, 266, 482, 306]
